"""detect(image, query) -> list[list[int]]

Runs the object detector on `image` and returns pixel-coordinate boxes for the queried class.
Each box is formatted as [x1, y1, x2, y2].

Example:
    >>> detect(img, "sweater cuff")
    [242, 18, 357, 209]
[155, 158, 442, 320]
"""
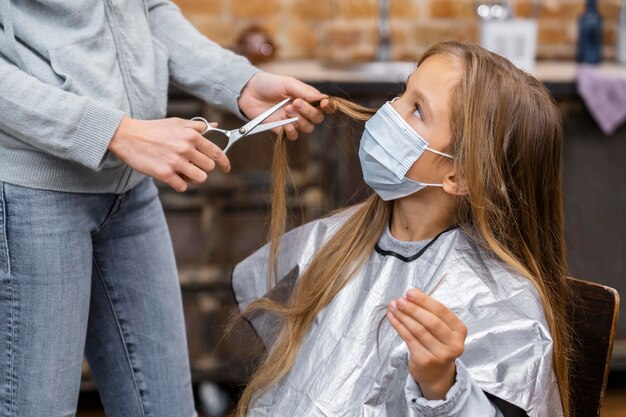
[405, 359, 470, 416]
[223, 63, 261, 120]
[69, 101, 125, 171]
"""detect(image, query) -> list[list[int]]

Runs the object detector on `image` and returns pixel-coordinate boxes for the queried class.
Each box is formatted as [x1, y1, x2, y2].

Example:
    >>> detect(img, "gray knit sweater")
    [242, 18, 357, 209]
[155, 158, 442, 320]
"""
[0, 0, 259, 193]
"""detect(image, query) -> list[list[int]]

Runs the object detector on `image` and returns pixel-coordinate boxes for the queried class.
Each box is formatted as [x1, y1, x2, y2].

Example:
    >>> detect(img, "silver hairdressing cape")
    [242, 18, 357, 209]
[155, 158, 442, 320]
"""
[232, 209, 562, 417]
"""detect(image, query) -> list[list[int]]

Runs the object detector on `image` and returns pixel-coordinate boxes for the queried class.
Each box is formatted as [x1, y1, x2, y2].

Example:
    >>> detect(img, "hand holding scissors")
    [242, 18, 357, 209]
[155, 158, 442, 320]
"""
[108, 70, 321, 193]
[191, 98, 299, 154]
[107, 99, 299, 193]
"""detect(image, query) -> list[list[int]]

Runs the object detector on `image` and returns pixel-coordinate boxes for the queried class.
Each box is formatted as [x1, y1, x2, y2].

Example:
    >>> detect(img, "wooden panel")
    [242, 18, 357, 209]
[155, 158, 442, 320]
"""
[567, 277, 620, 417]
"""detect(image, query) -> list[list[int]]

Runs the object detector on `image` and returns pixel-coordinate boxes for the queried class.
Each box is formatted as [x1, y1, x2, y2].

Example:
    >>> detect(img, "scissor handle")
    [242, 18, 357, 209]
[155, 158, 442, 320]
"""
[190, 117, 230, 136]
[191, 117, 211, 135]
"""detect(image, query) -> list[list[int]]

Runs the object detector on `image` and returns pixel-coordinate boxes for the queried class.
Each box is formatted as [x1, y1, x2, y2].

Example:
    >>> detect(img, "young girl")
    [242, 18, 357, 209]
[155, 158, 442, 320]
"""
[232, 41, 569, 417]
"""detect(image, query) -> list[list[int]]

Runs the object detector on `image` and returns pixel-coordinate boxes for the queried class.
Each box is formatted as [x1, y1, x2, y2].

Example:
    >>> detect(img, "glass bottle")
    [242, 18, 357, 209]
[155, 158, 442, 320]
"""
[577, 0, 604, 64]
[617, 0, 626, 65]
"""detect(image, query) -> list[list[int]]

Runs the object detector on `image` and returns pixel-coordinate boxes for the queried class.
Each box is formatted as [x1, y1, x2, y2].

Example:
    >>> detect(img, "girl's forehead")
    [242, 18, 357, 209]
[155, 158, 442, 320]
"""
[410, 55, 463, 88]
[406, 55, 463, 116]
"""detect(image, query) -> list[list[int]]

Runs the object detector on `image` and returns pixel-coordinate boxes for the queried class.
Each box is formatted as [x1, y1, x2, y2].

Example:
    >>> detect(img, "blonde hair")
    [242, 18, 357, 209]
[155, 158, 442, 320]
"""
[235, 41, 570, 416]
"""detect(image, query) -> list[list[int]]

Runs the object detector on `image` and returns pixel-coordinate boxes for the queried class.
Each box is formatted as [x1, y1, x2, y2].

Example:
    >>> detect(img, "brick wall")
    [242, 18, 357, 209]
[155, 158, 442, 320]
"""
[173, 0, 622, 62]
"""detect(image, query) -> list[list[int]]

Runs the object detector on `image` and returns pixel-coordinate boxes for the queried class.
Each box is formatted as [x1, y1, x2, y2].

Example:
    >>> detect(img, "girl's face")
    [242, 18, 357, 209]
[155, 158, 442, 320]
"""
[391, 54, 463, 186]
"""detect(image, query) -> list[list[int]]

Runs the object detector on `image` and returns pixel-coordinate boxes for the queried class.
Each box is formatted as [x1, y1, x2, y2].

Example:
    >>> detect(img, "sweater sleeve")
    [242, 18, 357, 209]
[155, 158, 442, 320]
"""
[0, 57, 124, 171]
[146, 0, 260, 119]
[404, 359, 506, 417]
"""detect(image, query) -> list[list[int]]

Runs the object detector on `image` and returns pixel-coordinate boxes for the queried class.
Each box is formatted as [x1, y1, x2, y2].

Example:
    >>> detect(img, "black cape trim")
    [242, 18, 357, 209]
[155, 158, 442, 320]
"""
[374, 225, 458, 263]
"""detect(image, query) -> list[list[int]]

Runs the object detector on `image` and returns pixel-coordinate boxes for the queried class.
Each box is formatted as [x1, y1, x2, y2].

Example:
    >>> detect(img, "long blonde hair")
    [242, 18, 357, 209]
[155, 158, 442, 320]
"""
[236, 41, 570, 416]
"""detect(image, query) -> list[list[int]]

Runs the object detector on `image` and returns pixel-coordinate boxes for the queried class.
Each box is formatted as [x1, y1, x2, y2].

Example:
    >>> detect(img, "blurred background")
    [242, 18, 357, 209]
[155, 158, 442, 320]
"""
[173, 0, 620, 62]
[78, 0, 626, 416]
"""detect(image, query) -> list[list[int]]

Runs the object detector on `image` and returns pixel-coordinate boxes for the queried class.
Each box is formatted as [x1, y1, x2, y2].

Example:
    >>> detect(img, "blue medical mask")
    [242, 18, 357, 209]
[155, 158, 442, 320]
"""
[359, 101, 453, 201]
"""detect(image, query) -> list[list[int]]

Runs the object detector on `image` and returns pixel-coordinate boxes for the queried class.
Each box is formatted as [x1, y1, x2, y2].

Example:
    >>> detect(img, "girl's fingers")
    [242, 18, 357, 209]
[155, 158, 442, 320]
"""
[391, 295, 467, 361]
[406, 289, 467, 333]
[393, 297, 457, 344]
[387, 310, 433, 359]
[390, 300, 448, 353]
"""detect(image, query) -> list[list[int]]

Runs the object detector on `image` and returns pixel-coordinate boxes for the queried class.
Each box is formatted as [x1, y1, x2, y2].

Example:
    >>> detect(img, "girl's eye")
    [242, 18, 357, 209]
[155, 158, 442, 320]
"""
[412, 105, 423, 119]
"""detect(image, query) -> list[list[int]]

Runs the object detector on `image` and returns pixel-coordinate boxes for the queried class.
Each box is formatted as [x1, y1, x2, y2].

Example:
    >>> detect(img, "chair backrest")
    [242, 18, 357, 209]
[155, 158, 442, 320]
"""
[566, 277, 620, 417]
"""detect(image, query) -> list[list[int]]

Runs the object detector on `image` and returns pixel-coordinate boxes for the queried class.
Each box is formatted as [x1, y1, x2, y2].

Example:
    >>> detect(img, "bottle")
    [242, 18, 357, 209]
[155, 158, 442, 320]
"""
[577, 0, 604, 64]
[617, 0, 626, 65]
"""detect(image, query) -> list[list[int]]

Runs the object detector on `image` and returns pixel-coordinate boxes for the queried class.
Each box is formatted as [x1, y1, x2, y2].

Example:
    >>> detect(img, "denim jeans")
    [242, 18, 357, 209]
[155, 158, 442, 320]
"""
[0, 178, 197, 417]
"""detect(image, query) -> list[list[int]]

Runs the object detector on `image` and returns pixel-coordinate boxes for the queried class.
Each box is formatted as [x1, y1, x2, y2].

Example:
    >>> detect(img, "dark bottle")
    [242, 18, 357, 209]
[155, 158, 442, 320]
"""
[577, 0, 604, 64]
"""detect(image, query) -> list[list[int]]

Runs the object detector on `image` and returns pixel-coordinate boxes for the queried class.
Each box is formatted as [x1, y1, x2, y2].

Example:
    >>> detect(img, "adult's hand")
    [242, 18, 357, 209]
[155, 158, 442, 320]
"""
[108, 116, 230, 192]
[238, 71, 332, 140]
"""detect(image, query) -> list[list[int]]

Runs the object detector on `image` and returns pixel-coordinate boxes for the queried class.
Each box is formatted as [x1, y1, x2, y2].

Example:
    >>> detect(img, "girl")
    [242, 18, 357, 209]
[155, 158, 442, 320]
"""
[232, 41, 569, 417]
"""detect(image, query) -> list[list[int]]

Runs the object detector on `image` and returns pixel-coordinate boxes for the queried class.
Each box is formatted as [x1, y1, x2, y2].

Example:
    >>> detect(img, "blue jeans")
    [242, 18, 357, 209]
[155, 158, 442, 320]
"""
[0, 178, 196, 417]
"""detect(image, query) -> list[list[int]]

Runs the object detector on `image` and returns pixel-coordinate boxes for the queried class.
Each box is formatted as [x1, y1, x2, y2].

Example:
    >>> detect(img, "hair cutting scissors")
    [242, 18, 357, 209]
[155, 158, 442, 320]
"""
[191, 98, 299, 154]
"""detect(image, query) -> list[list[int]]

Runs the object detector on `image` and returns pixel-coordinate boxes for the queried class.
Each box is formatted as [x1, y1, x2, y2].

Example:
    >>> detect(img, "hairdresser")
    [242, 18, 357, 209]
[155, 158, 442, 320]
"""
[0, 1, 327, 416]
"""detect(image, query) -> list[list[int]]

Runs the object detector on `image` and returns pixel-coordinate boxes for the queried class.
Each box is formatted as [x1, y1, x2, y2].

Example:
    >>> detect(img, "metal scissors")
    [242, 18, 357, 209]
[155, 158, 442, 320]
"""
[191, 98, 299, 154]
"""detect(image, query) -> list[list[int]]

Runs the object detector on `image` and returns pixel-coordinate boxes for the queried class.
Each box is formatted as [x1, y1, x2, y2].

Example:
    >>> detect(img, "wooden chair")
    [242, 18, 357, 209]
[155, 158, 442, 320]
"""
[566, 277, 620, 417]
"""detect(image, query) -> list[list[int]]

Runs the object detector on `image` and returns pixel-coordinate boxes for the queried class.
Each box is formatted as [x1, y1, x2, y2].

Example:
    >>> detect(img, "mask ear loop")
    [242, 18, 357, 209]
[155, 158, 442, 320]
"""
[404, 148, 453, 186]
[425, 147, 454, 159]
[404, 178, 445, 187]
[415, 148, 454, 186]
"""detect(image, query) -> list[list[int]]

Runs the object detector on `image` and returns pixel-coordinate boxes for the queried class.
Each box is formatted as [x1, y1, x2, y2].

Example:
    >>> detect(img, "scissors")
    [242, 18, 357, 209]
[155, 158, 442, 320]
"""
[191, 98, 299, 154]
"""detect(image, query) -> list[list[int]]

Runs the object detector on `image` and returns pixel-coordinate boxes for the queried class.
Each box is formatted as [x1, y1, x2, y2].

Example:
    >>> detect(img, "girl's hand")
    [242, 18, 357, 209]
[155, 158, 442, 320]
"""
[387, 288, 468, 400]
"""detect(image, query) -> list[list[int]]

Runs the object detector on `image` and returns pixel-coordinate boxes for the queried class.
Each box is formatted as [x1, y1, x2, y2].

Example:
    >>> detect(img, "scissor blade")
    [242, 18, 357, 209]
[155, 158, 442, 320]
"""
[239, 97, 291, 135]
[247, 117, 299, 135]
[222, 117, 300, 153]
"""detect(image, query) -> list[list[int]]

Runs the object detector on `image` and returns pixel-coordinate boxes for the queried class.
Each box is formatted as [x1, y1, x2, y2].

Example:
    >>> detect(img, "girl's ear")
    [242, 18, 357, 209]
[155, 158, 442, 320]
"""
[442, 170, 469, 196]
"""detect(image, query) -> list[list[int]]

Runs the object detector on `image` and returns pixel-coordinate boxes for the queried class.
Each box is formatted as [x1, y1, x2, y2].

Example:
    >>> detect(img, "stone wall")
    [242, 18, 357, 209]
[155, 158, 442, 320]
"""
[173, 0, 622, 62]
